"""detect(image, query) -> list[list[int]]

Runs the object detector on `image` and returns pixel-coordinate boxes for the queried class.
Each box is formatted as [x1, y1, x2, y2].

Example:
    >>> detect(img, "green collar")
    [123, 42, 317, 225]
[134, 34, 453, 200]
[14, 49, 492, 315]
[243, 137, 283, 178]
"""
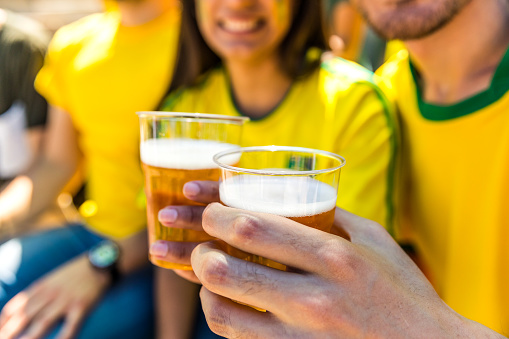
[409, 44, 509, 121]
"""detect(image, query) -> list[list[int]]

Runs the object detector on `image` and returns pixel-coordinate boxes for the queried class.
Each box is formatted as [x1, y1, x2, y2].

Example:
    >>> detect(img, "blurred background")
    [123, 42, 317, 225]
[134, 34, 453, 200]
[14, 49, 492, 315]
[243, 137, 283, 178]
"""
[0, 0, 102, 33]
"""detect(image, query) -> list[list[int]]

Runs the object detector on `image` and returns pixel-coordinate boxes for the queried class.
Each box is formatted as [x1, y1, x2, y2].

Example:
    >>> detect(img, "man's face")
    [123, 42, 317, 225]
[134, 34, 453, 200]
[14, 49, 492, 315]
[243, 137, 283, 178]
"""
[350, 0, 472, 40]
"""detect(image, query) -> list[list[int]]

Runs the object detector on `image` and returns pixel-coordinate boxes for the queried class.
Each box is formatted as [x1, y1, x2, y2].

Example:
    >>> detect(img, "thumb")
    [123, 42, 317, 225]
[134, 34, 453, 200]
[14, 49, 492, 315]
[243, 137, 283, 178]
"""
[332, 207, 391, 246]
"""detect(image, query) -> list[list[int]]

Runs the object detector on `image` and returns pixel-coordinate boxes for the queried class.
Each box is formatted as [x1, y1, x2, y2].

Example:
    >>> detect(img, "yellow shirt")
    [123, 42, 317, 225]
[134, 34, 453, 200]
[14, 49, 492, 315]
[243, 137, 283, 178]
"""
[35, 9, 180, 238]
[162, 58, 396, 229]
[377, 49, 509, 334]
[384, 40, 406, 62]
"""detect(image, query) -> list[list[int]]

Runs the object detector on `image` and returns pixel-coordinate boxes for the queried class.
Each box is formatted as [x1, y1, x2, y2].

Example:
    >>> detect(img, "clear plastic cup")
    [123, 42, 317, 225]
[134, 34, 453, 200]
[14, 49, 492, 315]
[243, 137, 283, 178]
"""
[214, 146, 346, 271]
[138, 112, 248, 269]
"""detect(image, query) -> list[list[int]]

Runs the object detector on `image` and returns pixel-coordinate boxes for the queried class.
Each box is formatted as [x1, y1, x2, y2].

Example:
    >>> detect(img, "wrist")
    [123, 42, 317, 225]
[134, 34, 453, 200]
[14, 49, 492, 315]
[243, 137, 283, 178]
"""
[88, 262, 112, 288]
[434, 302, 502, 339]
[456, 315, 505, 339]
[87, 240, 121, 286]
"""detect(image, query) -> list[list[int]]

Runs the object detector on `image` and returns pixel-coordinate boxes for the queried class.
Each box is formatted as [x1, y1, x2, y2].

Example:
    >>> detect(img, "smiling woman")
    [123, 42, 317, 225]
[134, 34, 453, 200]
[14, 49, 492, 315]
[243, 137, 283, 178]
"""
[167, 0, 326, 98]
[155, 0, 397, 337]
[197, 0, 293, 60]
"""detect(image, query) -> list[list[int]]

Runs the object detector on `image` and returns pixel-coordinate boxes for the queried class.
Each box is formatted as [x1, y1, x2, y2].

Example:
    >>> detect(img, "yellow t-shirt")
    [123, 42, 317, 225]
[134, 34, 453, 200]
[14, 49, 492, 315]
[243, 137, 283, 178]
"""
[377, 49, 509, 334]
[162, 58, 396, 229]
[384, 40, 406, 62]
[35, 9, 180, 238]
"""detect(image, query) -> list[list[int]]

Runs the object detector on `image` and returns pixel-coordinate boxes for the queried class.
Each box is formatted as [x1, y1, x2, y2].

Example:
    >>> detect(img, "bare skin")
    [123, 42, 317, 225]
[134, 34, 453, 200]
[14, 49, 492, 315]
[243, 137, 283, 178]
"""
[152, 181, 504, 338]
[196, 0, 293, 118]
[0, 2, 181, 339]
[350, 0, 509, 104]
[149, 0, 509, 337]
[193, 204, 504, 339]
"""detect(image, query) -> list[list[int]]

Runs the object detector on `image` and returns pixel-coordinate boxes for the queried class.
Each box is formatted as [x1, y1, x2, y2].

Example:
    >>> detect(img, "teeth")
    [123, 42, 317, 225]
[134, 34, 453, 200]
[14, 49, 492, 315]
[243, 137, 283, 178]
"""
[222, 19, 258, 33]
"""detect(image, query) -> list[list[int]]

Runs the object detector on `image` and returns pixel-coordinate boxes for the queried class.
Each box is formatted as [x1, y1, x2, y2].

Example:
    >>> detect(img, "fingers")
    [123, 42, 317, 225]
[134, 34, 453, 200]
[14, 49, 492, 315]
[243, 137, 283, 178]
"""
[158, 205, 206, 231]
[183, 181, 219, 204]
[56, 304, 85, 339]
[191, 242, 306, 314]
[332, 207, 392, 245]
[201, 203, 351, 274]
[18, 299, 67, 339]
[150, 240, 200, 267]
[0, 290, 53, 339]
[199, 287, 288, 339]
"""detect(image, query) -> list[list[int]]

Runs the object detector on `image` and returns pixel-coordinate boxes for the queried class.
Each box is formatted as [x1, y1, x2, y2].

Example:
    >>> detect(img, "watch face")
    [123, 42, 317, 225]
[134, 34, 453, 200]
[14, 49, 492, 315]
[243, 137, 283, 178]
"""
[89, 241, 119, 269]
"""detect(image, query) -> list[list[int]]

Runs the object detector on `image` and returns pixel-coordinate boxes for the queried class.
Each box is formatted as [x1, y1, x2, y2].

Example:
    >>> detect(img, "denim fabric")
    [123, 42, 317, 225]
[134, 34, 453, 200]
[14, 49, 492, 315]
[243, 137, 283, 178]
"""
[0, 225, 154, 339]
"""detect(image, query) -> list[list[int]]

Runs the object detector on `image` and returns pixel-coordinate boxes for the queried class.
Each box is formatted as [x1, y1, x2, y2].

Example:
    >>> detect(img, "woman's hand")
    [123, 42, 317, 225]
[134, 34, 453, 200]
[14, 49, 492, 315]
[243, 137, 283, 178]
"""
[149, 180, 220, 284]
[0, 254, 110, 339]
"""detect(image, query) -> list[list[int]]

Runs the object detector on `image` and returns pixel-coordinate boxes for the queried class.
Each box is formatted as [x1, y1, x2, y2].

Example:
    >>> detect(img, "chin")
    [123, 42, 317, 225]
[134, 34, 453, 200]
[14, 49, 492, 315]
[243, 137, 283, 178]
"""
[359, 0, 471, 41]
[216, 45, 270, 64]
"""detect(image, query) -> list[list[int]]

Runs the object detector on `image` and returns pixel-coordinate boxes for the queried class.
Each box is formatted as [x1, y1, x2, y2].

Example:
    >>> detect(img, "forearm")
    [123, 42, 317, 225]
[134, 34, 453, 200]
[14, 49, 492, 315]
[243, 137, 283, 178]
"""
[450, 310, 507, 339]
[155, 268, 200, 339]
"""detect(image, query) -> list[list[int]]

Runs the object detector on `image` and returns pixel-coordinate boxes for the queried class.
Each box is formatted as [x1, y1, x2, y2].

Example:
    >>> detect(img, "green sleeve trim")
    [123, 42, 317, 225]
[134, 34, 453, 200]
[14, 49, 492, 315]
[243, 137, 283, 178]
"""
[159, 87, 185, 111]
[409, 44, 509, 121]
[321, 57, 376, 84]
[365, 82, 398, 236]
[322, 58, 398, 235]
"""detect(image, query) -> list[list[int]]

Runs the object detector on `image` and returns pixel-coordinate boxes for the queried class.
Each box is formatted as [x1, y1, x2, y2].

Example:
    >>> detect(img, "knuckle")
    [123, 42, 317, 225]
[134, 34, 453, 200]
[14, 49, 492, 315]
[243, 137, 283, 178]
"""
[190, 207, 204, 226]
[319, 241, 358, 280]
[201, 203, 217, 233]
[199, 254, 230, 287]
[203, 297, 234, 338]
[293, 290, 337, 328]
[72, 298, 88, 310]
[207, 182, 219, 198]
[177, 206, 193, 224]
[231, 214, 262, 244]
[167, 242, 193, 261]
[317, 241, 344, 267]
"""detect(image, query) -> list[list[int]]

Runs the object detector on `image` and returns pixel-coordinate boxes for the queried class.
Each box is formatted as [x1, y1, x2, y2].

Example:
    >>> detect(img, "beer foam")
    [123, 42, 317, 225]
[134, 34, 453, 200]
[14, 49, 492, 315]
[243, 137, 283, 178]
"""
[220, 175, 337, 217]
[141, 138, 238, 169]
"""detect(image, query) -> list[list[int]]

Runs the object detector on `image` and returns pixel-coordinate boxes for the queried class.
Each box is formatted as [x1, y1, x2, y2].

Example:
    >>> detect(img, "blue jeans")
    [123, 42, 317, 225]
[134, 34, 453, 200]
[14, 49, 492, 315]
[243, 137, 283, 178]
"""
[0, 224, 154, 339]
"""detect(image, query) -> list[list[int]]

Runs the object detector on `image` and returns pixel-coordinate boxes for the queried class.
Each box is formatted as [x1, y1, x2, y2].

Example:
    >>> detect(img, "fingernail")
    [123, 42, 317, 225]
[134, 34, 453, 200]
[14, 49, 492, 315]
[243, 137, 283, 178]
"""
[183, 182, 200, 197]
[159, 208, 178, 223]
[150, 241, 168, 257]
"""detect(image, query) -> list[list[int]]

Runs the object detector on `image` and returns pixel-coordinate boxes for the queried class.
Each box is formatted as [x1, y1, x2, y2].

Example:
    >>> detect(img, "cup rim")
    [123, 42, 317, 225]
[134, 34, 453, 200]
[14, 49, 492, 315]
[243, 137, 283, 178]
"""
[213, 145, 346, 176]
[136, 111, 250, 124]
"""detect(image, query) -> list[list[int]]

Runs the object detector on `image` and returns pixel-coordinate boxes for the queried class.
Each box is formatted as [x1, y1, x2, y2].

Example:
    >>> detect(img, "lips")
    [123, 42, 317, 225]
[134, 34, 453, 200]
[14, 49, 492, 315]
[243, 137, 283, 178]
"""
[219, 18, 264, 34]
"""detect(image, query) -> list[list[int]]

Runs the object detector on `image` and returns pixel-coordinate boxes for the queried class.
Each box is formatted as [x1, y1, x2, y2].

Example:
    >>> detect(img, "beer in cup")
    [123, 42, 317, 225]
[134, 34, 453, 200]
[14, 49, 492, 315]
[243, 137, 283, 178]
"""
[213, 146, 345, 271]
[138, 112, 248, 270]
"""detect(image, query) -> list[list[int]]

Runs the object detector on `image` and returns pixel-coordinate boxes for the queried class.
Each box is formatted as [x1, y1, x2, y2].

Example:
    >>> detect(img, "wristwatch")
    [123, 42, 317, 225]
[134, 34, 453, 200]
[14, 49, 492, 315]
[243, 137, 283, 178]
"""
[88, 240, 121, 285]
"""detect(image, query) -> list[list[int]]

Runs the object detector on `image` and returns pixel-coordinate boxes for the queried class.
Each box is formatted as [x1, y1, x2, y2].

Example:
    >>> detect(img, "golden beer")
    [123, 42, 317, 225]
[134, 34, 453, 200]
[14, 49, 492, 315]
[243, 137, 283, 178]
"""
[141, 138, 239, 270]
[219, 175, 338, 272]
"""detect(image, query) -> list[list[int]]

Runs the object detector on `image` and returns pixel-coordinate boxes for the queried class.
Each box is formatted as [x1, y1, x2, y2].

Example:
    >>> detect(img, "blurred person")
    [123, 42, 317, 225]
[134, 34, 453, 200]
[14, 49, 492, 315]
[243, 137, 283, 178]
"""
[0, 0, 185, 338]
[370, 0, 509, 332]
[160, 0, 395, 228]
[151, 0, 395, 336]
[158, 0, 509, 337]
[324, 0, 385, 71]
[325, 0, 365, 60]
[0, 9, 49, 187]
